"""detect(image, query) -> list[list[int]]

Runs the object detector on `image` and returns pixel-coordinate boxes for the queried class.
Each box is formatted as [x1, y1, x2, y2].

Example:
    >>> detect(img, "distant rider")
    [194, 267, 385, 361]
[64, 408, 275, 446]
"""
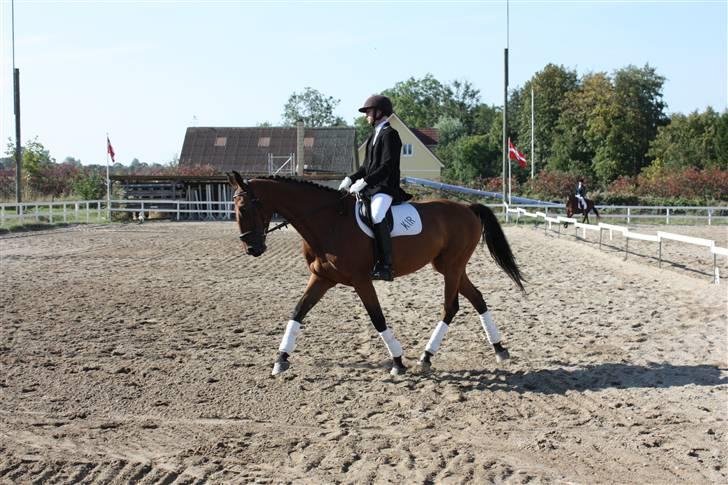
[575, 178, 587, 211]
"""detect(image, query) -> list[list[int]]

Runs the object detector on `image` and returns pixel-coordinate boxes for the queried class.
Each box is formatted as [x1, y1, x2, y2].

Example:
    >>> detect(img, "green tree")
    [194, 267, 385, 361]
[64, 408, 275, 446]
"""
[647, 108, 722, 170]
[382, 74, 451, 128]
[443, 80, 481, 134]
[5, 137, 55, 188]
[715, 111, 728, 169]
[550, 72, 615, 176]
[513, 64, 578, 170]
[73, 169, 105, 200]
[282, 87, 346, 127]
[434, 116, 466, 146]
[609, 64, 667, 177]
[441, 134, 501, 181]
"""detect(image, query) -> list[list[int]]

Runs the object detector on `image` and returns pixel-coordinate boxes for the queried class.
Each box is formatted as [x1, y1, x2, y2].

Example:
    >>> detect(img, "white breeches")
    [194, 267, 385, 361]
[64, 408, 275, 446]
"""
[370, 193, 393, 224]
[576, 195, 586, 209]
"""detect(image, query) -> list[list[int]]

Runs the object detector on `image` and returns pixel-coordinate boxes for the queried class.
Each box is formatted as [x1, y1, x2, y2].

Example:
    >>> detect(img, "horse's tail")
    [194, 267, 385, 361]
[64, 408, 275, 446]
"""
[469, 204, 525, 293]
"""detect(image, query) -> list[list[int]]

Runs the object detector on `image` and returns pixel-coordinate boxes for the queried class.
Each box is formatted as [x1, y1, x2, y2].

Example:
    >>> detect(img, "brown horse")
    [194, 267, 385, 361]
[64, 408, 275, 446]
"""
[565, 194, 600, 224]
[227, 172, 525, 376]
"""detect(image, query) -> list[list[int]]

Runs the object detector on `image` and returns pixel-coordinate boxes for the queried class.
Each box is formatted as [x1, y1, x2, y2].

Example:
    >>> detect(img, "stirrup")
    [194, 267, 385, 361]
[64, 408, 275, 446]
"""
[371, 264, 393, 281]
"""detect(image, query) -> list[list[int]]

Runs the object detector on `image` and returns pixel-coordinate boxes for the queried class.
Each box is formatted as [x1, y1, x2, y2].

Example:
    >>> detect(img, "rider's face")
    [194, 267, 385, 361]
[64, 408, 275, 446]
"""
[366, 108, 380, 126]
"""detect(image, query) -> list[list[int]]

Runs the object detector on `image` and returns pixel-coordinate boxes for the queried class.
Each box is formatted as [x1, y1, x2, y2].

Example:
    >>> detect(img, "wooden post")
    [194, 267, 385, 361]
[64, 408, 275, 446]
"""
[658, 240, 662, 268]
[599, 227, 603, 251]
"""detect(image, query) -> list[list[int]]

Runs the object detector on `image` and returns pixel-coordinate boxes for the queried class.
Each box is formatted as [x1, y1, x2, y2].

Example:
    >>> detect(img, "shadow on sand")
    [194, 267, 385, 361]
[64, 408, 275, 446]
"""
[426, 362, 728, 395]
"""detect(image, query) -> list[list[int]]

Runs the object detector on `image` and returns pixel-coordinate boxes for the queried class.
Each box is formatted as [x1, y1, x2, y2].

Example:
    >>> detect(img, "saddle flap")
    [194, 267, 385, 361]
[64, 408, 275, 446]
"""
[355, 201, 422, 238]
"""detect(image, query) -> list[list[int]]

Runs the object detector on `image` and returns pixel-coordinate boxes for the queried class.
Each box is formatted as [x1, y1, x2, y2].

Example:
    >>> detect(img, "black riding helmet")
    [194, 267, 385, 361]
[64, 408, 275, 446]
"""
[358, 95, 393, 116]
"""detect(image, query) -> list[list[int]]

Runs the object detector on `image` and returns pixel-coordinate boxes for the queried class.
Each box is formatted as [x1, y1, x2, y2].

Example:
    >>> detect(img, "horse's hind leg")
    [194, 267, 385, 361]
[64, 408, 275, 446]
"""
[418, 266, 462, 371]
[272, 274, 335, 376]
[353, 281, 407, 376]
[458, 272, 510, 363]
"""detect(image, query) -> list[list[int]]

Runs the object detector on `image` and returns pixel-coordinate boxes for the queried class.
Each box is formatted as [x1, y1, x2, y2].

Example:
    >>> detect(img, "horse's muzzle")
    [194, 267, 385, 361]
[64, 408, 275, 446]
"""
[247, 245, 266, 257]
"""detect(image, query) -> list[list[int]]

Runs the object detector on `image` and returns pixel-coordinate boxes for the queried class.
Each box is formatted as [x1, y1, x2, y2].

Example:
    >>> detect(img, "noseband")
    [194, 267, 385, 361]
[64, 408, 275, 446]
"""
[232, 185, 265, 243]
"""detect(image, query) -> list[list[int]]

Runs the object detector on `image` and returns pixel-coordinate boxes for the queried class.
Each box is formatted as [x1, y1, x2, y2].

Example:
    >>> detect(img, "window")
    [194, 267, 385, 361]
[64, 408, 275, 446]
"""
[402, 144, 413, 156]
[214, 137, 227, 147]
[304, 137, 314, 148]
[257, 137, 270, 147]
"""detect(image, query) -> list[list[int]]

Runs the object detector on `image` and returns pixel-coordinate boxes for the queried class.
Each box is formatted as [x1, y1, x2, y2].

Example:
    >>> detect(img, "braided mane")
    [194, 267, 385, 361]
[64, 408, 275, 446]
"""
[253, 175, 341, 194]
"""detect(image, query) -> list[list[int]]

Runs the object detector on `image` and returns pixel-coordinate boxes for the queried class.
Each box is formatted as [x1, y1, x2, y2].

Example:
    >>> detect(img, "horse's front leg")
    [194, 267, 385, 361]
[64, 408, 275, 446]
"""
[272, 274, 335, 376]
[354, 281, 406, 375]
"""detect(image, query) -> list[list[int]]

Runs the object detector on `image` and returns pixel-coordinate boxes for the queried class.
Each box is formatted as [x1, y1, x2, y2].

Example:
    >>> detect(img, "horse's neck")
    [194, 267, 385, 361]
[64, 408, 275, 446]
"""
[258, 181, 337, 248]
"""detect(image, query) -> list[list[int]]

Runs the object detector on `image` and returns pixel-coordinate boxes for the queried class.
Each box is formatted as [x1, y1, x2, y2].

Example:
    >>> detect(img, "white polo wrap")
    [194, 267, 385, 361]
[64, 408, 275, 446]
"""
[379, 327, 403, 358]
[425, 321, 449, 354]
[479, 311, 501, 344]
[278, 320, 301, 354]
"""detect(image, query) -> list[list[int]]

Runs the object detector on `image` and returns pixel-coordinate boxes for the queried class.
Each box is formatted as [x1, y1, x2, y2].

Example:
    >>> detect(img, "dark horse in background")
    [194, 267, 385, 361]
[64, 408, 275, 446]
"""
[227, 172, 525, 376]
[565, 194, 600, 224]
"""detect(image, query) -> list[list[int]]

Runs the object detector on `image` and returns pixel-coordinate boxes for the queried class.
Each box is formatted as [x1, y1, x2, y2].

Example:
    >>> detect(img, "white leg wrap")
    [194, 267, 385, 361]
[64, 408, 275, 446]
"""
[379, 327, 403, 358]
[278, 320, 301, 354]
[479, 311, 501, 344]
[425, 321, 449, 354]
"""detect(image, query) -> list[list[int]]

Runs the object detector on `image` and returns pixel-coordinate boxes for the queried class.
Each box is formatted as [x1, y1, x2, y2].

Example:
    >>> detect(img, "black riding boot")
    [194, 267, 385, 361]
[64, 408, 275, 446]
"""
[371, 221, 393, 281]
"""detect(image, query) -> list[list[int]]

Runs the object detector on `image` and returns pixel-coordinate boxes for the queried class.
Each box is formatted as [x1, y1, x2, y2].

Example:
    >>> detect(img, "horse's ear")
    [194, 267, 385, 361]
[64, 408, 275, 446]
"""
[229, 170, 246, 189]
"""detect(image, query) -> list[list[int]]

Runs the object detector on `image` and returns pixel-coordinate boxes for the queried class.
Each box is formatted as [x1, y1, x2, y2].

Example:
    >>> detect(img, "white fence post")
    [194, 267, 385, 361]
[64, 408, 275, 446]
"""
[666, 208, 670, 224]
[627, 207, 631, 224]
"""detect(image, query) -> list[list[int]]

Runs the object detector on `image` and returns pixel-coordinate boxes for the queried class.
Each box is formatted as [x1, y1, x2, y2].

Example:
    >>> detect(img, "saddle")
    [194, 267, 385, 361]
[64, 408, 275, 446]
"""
[354, 200, 422, 239]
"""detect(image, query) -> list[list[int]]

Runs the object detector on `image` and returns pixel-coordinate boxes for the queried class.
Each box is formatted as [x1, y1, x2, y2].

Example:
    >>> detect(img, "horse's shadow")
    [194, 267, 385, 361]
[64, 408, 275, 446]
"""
[427, 362, 728, 395]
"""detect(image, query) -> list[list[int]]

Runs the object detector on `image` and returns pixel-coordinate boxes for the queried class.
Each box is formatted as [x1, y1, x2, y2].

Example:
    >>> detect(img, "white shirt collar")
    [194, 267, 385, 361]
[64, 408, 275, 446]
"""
[372, 117, 389, 144]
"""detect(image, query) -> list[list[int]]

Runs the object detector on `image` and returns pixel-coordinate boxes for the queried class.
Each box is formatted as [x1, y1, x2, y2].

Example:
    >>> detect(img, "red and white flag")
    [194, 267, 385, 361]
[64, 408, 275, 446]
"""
[107, 136, 116, 163]
[508, 138, 527, 169]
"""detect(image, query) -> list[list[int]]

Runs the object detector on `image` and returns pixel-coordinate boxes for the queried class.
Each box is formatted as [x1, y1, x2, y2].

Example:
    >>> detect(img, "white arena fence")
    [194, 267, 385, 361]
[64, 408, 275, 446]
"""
[1, 194, 726, 284]
[506, 205, 727, 284]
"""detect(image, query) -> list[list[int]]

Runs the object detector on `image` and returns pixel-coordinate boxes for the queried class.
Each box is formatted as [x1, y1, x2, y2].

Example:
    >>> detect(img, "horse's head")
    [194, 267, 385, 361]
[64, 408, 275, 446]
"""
[227, 171, 271, 257]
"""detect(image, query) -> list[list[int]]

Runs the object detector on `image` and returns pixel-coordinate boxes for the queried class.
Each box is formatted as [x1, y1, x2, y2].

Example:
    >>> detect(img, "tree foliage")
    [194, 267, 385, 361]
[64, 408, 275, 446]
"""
[282, 87, 346, 127]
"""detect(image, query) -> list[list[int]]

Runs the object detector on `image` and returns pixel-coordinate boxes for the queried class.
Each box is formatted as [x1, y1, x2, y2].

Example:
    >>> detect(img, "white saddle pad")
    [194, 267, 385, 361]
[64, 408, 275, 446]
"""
[355, 201, 422, 238]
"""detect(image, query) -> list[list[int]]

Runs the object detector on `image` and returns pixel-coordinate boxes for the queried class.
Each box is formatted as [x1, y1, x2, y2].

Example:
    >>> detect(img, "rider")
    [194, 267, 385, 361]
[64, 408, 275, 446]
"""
[575, 178, 587, 211]
[338, 94, 411, 282]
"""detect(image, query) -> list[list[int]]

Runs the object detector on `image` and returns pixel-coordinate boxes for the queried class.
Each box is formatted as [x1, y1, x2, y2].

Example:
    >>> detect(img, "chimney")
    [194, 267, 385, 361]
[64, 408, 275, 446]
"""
[296, 120, 304, 176]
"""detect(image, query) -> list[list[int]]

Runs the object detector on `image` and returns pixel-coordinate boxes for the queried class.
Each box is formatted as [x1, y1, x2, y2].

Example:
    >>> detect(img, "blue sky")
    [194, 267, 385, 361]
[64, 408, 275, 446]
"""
[1, 0, 726, 166]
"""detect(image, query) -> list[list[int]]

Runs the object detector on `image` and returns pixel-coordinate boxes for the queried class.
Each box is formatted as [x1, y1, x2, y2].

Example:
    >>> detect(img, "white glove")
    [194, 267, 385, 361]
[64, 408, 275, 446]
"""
[349, 178, 367, 194]
[338, 177, 352, 191]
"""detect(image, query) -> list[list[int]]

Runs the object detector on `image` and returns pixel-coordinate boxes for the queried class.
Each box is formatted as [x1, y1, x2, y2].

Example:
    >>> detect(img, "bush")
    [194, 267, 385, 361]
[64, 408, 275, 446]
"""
[73, 169, 105, 200]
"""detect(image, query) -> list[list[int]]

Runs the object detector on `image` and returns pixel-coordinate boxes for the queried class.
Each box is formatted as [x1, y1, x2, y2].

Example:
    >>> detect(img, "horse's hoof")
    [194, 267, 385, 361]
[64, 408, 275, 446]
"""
[390, 365, 407, 376]
[417, 352, 432, 372]
[390, 356, 407, 376]
[272, 361, 290, 376]
[495, 349, 510, 363]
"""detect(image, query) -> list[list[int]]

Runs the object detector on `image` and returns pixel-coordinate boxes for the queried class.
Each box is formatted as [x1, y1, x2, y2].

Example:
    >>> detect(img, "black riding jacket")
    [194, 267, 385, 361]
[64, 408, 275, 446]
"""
[349, 122, 411, 203]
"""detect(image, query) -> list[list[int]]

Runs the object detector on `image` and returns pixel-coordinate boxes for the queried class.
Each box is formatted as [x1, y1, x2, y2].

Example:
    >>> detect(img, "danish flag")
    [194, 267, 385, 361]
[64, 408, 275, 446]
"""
[508, 138, 527, 169]
[107, 136, 116, 163]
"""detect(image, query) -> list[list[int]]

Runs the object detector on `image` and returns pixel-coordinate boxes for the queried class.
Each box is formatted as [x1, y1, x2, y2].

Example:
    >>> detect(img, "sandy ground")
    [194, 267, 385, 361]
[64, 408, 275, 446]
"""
[0, 220, 726, 484]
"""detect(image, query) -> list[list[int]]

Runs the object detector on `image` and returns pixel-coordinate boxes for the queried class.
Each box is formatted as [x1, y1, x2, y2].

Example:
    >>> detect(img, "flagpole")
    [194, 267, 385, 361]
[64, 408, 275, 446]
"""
[502, 0, 510, 208]
[106, 134, 111, 221]
[531, 86, 535, 179]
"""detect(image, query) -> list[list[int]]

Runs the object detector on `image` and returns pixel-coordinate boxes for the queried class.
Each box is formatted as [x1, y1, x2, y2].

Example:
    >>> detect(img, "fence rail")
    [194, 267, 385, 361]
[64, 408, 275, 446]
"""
[1, 199, 727, 226]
